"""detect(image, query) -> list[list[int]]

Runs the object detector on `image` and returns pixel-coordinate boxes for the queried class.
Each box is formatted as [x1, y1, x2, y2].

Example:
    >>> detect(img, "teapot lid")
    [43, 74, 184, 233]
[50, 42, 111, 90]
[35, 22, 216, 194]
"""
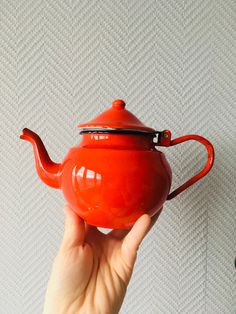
[78, 99, 155, 133]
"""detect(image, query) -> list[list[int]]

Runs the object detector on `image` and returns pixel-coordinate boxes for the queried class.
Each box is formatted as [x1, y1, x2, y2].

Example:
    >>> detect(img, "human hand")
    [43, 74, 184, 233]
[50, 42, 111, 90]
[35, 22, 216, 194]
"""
[43, 205, 162, 314]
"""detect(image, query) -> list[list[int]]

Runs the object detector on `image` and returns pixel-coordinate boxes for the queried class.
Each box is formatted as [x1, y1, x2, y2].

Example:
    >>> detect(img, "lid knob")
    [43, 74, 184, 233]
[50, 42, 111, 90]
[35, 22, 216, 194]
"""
[112, 99, 126, 110]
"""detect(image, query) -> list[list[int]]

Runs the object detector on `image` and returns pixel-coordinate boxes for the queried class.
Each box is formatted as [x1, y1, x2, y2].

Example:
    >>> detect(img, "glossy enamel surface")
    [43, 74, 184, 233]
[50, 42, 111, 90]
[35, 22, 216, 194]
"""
[20, 99, 215, 229]
[78, 99, 156, 132]
[60, 136, 171, 229]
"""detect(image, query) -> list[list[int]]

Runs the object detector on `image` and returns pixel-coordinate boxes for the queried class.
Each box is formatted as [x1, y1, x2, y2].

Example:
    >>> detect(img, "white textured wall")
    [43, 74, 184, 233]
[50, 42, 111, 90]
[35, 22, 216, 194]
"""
[0, 0, 236, 313]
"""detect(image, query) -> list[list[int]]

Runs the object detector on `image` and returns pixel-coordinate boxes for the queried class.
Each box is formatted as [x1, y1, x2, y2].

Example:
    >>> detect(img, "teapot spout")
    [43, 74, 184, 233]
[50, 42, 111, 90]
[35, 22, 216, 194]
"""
[20, 128, 62, 189]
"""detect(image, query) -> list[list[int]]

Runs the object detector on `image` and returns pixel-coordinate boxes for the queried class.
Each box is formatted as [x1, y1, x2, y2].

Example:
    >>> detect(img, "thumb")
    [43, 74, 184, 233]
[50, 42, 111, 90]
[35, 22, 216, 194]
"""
[60, 205, 85, 250]
[121, 214, 152, 269]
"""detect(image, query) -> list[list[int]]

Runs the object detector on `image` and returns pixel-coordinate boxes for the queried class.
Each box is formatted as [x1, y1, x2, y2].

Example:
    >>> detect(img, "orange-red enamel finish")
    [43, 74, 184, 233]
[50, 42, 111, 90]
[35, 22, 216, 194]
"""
[20, 100, 215, 229]
[78, 99, 156, 132]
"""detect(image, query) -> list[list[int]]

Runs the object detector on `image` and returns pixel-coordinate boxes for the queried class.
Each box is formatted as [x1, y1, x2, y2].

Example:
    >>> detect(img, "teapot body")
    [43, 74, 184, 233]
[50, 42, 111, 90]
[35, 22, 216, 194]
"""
[20, 100, 214, 229]
[60, 134, 172, 229]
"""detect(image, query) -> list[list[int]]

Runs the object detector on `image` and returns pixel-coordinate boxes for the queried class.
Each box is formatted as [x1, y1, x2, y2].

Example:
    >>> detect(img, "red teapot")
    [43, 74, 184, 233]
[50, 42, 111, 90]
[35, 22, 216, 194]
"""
[20, 99, 214, 229]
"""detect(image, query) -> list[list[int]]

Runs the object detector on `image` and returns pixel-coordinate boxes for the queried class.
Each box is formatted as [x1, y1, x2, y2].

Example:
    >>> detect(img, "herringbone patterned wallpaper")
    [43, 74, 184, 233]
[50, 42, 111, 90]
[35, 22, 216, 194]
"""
[0, 0, 235, 313]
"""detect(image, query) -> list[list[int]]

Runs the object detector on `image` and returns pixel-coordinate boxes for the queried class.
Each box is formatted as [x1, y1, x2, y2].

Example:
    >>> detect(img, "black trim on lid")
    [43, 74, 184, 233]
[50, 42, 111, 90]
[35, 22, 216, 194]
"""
[79, 129, 157, 135]
[79, 128, 166, 145]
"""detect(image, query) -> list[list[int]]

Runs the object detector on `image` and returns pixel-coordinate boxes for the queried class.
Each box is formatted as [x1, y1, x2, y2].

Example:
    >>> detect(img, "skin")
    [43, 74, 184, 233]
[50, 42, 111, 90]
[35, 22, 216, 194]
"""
[43, 205, 162, 314]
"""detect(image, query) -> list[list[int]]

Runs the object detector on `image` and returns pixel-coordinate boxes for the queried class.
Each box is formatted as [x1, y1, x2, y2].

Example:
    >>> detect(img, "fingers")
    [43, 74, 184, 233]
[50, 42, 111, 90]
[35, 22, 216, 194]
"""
[108, 229, 129, 240]
[109, 207, 163, 240]
[84, 222, 102, 239]
[60, 205, 86, 250]
[121, 214, 152, 269]
[149, 207, 163, 231]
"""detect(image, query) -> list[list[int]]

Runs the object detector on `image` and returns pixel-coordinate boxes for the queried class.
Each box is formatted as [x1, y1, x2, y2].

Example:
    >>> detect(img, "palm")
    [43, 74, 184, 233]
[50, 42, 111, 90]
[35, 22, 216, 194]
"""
[43, 207, 161, 314]
[74, 232, 133, 313]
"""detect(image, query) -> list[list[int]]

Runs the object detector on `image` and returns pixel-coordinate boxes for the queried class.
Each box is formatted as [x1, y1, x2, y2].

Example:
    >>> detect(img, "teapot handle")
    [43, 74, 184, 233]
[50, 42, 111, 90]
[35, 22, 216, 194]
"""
[156, 130, 215, 200]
